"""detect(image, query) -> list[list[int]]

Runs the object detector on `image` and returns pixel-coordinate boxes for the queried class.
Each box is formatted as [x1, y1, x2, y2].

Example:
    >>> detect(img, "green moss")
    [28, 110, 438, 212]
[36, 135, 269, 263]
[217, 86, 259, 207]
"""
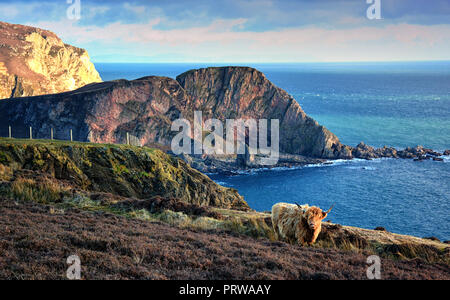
[34, 159, 45, 167]
[7, 178, 69, 204]
[0, 151, 11, 164]
[113, 164, 130, 175]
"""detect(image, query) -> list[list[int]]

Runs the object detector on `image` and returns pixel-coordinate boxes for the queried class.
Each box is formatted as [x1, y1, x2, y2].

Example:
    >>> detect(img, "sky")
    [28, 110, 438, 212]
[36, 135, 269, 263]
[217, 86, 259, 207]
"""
[0, 0, 449, 63]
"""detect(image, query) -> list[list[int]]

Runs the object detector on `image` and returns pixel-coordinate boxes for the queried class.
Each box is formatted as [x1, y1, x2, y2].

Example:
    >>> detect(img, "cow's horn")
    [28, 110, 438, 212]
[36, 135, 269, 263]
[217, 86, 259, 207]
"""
[324, 204, 335, 214]
[295, 202, 302, 208]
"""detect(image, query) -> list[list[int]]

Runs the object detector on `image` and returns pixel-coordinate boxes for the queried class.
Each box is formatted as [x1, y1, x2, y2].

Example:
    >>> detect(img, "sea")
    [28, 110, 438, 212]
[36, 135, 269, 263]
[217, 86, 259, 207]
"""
[96, 62, 450, 240]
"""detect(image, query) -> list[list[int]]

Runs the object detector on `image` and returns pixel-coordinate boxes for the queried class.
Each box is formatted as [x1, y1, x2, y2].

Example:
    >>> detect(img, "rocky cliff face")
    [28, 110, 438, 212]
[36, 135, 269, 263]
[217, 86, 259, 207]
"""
[0, 77, 186, 147]
[0, 21, 102, 99]
[0, 67, 345, 160]
[177, 67, 342, 158]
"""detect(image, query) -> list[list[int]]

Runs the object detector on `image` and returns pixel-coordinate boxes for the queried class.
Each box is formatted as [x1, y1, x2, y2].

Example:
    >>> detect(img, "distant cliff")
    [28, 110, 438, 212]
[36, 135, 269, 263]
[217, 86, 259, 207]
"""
[0, 21, 102, 99]
[177, 67, 342, 158]
[0, 67, 346, 160]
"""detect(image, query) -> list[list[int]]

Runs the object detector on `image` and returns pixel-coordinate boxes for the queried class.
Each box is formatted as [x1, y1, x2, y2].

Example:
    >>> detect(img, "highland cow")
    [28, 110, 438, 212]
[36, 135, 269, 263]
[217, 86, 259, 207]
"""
[272, 203, 333, 245]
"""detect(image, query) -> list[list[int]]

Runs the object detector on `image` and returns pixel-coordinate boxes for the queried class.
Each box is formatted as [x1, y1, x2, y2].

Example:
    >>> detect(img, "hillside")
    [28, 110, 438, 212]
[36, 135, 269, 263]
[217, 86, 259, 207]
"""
[0, 139, 247, 209]
[0, 21, 102, 99]
[0, 199, 448, 280]
[0, 139, 448, 280]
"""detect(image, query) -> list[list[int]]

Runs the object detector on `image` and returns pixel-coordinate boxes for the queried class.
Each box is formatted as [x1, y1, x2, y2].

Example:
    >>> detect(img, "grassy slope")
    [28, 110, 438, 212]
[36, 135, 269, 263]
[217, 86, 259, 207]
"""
[0, 138, 247, 209]
[0, 200, 448, 280]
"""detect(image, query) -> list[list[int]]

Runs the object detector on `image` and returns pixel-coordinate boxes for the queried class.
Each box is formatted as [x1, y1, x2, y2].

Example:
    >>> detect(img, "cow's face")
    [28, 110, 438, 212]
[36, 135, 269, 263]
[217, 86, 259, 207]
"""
[305, 206, 332, 231]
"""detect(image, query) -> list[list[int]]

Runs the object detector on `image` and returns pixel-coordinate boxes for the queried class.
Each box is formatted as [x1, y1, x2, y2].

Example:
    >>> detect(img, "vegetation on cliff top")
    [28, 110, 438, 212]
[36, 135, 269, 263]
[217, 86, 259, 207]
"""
[0, 138, 247, 210]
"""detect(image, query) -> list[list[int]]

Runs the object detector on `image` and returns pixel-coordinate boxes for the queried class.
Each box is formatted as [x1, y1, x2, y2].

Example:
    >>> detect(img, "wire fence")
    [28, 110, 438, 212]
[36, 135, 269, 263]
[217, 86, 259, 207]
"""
[2, 125, 142, 147]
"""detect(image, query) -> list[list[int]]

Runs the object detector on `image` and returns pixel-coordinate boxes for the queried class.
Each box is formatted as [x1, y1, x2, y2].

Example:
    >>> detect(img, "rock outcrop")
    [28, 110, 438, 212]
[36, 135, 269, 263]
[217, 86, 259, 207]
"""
[342, 143, 445, 161]
[0, 21, 102, 99]
[177, 67, 342, 158]
[0, 66, 445, 166]
[0, 67, 344, 160]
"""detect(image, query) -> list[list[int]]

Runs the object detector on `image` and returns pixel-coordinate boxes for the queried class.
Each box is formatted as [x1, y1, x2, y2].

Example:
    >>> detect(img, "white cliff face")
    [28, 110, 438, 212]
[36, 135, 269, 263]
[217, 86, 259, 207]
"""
[0, 21, 102, 99]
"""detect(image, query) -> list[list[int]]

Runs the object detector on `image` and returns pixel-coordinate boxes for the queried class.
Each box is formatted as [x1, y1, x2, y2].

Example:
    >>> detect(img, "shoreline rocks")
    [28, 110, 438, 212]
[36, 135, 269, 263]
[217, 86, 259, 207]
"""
[180, 142, 448, 175]
[333, 143, 446, 162]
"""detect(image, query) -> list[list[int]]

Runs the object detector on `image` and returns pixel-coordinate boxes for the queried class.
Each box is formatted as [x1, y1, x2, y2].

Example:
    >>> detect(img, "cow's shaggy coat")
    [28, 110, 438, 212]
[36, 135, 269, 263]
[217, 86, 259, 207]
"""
[272, 203, 332, 245]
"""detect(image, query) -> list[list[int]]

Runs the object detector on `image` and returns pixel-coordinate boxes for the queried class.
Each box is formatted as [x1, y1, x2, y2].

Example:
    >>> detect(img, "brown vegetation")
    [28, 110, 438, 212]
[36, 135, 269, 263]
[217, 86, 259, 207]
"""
[0, 199, 448, 280]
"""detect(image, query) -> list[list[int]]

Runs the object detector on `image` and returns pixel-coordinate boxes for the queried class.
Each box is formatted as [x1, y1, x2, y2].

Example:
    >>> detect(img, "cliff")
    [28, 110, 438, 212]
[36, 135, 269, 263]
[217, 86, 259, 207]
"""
[0, 68, 343, 160]
[0, 21, 102, 99]
[0, 65, 444, 164]
[0, 139, 247, 209]
[177, 67, 342, 158]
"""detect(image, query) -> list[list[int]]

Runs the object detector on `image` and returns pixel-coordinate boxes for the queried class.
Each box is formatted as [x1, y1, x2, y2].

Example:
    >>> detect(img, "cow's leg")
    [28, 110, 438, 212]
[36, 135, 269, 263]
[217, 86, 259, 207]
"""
[272, 222, 279, 240]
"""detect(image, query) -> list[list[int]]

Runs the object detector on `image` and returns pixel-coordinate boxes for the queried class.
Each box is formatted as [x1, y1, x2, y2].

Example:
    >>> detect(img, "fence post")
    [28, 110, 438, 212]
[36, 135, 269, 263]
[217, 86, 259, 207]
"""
[126, 132, 130, 145]
[51, 128, 54, 140]
[29, 127, 32, 140]
[70, 129, 73, 142]
[9, 126, 11, 139]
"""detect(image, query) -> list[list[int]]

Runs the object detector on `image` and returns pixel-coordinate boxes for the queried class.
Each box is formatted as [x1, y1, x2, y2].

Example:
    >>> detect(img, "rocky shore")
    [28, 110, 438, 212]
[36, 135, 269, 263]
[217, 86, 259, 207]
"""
[334, 142, 448, 161]
[0, 62, 447, 175]
[179, 143, 449, 175]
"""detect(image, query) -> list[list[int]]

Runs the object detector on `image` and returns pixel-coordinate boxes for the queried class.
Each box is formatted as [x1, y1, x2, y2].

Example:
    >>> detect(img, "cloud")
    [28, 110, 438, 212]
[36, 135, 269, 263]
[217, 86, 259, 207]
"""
[1, 0, 449, 62]
[30, 18, 450, 62]
[0, 4, 19, 18]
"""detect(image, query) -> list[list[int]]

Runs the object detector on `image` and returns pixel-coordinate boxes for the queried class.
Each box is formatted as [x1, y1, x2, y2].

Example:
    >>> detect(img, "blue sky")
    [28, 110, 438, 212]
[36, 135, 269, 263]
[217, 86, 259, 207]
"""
[1, 0, 449, 62]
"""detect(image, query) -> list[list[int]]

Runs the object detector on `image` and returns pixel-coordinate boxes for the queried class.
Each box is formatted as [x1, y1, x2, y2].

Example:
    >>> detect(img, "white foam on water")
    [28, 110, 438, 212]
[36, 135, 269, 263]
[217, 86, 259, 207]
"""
[215, 181, 233, 187]
[304, 157, 387, 169]
[218, 157, 389, 176]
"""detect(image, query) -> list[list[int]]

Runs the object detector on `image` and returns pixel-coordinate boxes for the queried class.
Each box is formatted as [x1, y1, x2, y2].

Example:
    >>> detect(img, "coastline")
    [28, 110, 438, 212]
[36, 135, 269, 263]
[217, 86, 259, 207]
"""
[207, 153, 450, 241]
[192, 149, 450, 177]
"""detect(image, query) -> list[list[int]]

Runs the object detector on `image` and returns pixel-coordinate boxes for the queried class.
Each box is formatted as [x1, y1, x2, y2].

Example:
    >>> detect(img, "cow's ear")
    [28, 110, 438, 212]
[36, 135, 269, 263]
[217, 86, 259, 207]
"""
[322, 212, 328, 219]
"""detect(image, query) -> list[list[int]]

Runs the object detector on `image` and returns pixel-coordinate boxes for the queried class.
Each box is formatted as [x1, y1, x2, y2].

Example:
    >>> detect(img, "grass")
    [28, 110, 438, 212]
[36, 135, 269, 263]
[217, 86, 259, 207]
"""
[0, 137, 131, 148]
[1, 174, 448, 265]
[0, 174, 272, 242]
[8, 177, 69, 204]
[2, 200, 448, 280]
[0, 138, 159, 156]
[0, 163, 12, 181]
